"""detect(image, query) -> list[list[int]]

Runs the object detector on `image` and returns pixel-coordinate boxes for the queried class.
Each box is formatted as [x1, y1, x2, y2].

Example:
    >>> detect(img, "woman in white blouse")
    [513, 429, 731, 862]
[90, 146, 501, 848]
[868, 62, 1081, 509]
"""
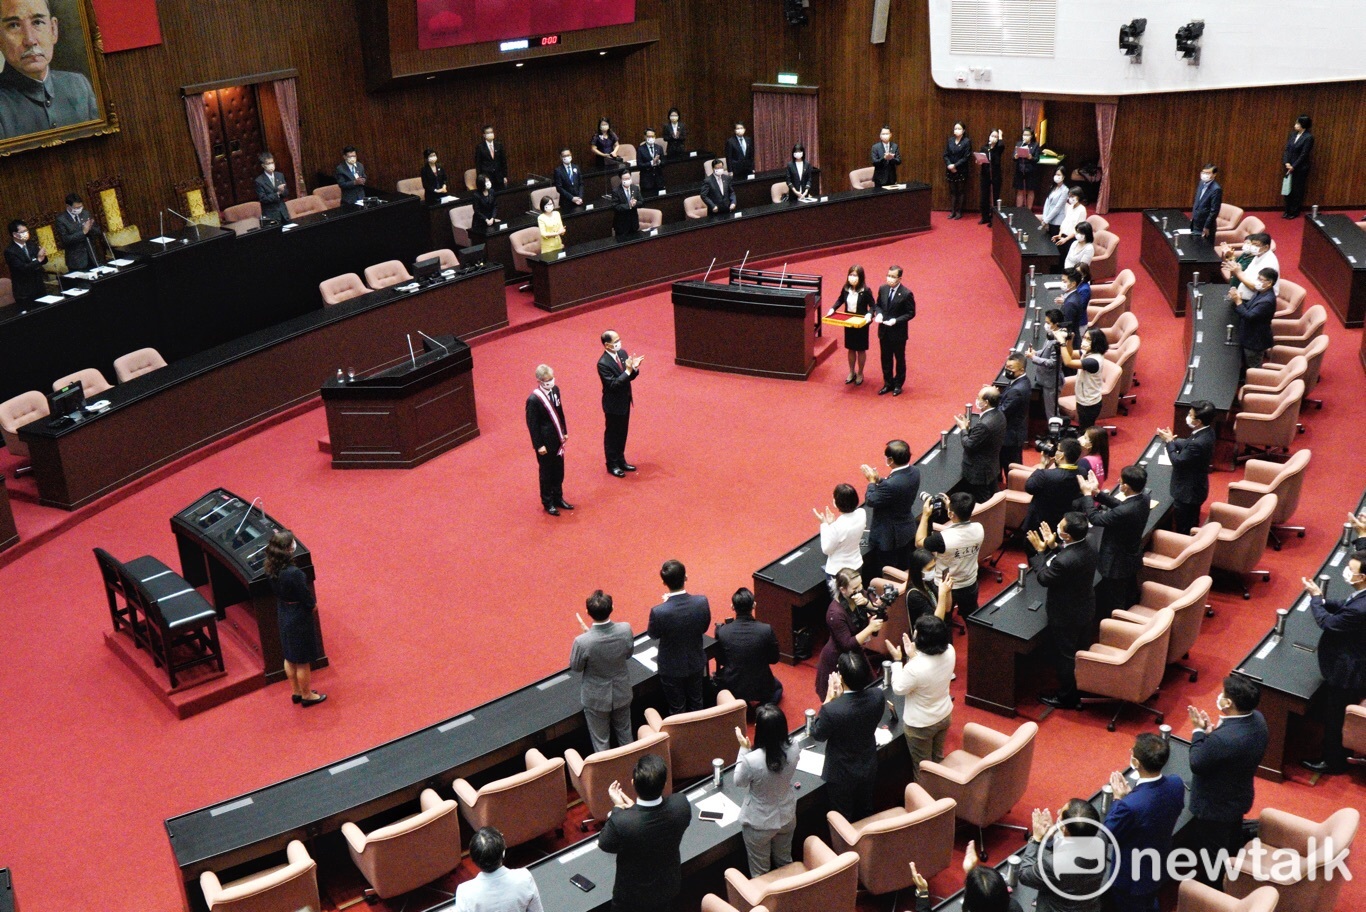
[1065, 220, 1095, 271]
[1052, 187, 1087, 268]
[886, 586, 956, 778]
[816, 483, 867, 595]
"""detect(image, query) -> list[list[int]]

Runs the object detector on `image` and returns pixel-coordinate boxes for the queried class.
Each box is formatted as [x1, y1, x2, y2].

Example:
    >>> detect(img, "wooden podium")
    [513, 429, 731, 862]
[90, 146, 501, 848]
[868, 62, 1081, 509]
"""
[321, 334, 479, 468]
[672, 280, 818, 379]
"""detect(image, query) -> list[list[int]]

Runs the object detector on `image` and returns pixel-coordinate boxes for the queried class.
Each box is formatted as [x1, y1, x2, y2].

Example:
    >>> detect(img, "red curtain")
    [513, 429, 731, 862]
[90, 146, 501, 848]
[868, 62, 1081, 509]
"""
[1094, 102, 1118, 215]
[273, 78, 305, 197]
[91, 0, 162, 52]
[1021, 98, 1045, 136]
[752, 89, 819, 175]
[182, 95, 220, 214]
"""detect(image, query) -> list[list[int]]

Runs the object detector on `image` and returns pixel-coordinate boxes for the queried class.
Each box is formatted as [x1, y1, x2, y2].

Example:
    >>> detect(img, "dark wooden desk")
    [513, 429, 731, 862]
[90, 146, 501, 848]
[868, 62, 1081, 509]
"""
[18, 266, 503, 509]
[672, 281, 817, 379]
[321, 335, 478, 468]
[1175, 282, 1243, 434]
[0, 868, 11, 912]
[529, 184, 931, 312]
[990, 206, 1059, 305]
[1139, 209, 1223, 317]
[1300, 214, 1366, 329]
[1233, 488, 1366, 780]
[0, 481, 17, 553]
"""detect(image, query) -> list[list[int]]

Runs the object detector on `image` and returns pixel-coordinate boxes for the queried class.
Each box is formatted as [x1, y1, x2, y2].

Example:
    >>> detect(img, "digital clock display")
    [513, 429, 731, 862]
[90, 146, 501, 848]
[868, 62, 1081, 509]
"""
[540, 34, 561, 46]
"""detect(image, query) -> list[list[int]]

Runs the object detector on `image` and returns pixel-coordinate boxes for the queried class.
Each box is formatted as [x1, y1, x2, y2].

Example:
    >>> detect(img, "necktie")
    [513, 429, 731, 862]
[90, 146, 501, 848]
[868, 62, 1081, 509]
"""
[740, 138, 746, 155]
[617, 352, 626, 370]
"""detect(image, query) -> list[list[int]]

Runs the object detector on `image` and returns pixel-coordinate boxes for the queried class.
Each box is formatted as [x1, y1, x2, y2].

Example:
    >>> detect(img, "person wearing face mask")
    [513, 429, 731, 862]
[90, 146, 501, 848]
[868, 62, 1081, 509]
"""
[1022, 436, 1084, 537]
[1039, 169, 1069, 238]
[610, 171, 641, 237]
[920, 492, 985, 627]
[54, 192, 101, 271]
[943, 122, 973, 219]
[828, 264, 873, 384]
[1101, 733, 1187, 912]
[1190, 163, 1222, 240]
[1175, 675, 1268, 888]
[873, 264, 915, 395]
[1282, 115, 1314, 219]
[1223, 232, 1279, 302]
[1054, 266, 1090, 340]
[335, 146, 368, 208]
[475, 124, 508, 188]
[955, 386, 1007, 504]
[1299, 553, 1366, 775]
[785, 143, 814, 202]
[1157, 401, 1216, 534]
[816, 483, 867, 598]
[977, 128, 1005, 225]
[726, 121, 755, 180]
[553, 148, 584, 210]
[525, 364, 572, 515]
[1054, 188, 1088, 267]
[1012, 127, 1041, 209]
[1025, 309, 1065, 420]
[662, 107, 686, 155]
[886, 611, 955, 780]
[871, 125, 901, 187]
[859, 439, 920, 578]
[537, 196, 565, 254]
[597, 329, 642, 476]
[419, 148, 448, 204]
[1232, 267, 1278, 370]
[998, 354, 1032, 470]
[255, 152, 290, 224]
[470, 175, 498, 238]
[1078, 464, 1150, 620]
[5, 218, 47, 307]
[1063, 220, 1094, 272]
[1058, 327, 1108, 430]
[1026, 511, 1098, 710]
[590, 116, 621, 167]
[639, 128, 664, 194]
[702, 158, 736, 216]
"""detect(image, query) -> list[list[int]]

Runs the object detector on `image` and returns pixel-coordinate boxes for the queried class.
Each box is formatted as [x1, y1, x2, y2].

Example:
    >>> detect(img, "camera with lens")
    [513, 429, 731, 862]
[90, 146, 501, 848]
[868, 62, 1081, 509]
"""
[922, 491, 951, 525]
[859, 582, 900, 621]
[1032, 416, 1078, 458]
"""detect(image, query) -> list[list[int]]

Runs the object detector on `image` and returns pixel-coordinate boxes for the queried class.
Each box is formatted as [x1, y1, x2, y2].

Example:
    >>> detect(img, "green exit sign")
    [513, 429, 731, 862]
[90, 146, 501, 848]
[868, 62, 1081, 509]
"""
[777, 73, 799, 86]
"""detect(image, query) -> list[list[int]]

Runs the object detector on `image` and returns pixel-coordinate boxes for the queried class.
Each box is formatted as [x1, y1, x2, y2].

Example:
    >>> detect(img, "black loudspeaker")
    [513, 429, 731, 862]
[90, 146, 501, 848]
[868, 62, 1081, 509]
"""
[457, 244, 486, 267]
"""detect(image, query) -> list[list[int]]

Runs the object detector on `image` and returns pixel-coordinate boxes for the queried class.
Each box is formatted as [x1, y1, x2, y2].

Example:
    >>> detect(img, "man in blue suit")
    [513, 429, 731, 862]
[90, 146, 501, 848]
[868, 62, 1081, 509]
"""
[860, 439, 920, 578]
[1232, 268, 1278, 370]
[998, 354, 1032, 472]
[1301, 553, 1366, 774]
[1105, 733, 1187, 912]
[553, 148, 584, 210]
[1190, 163, 1223, 240]
[1158, 401, 1217, 534]
[335, 146, 368, 207]
[647, 560, 712, 714]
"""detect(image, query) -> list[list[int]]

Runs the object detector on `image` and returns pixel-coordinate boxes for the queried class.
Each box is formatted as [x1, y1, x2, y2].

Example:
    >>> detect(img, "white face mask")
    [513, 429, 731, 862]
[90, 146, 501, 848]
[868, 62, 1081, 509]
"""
[562, 156, 571, 164]
[1186, 415, 1198, 429]
[621, 179, 632, 188]
[1344, 566, 1362, 585]
[539, 379, 555, 392]
[1200, 173, 1213, 183]
[794, 152, 803, 160]
[1054, 174, 1064, 184]
[608, 341, 621, 352]
[847, 275, 858, 286]
[427, 158, 438, 167]
[1241, 242, 1254, 254]
[923, 569, 937, 582]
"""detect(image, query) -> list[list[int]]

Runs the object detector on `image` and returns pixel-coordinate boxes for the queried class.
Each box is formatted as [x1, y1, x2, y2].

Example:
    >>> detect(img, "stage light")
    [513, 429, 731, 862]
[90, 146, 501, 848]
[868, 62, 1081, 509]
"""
[1176, 20, 1204, 64]
[1118, 18, 1146, 62]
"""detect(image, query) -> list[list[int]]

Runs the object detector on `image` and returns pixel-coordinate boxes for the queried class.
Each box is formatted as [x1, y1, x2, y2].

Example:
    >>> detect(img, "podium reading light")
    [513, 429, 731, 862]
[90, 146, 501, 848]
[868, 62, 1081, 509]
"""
[1118, 18, 1146, 62]
[1176, 21, 1204, 65]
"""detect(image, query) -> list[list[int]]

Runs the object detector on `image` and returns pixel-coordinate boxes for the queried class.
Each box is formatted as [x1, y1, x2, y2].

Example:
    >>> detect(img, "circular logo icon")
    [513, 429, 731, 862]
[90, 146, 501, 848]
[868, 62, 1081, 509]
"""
[1036, 816, 1122, 902]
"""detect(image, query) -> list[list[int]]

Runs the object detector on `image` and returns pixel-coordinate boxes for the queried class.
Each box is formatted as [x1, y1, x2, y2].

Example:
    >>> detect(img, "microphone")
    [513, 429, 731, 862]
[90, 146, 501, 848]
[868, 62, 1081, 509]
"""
[232, 497, 262, 538]
[406, 333, 418, 369]
[526, 172, 550, 183]
[417, 331, 449, 356]
[166, 207, 203, 241]
[701, 256, 716, 283]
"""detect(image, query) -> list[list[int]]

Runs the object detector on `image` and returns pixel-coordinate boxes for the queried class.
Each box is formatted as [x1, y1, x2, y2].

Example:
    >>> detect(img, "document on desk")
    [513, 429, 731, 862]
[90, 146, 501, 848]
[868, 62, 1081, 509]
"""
[1158, 451, 1172, 466]
[1255, 637, 1280, 660]
[61, 287, 88, 297]
[694, 792, 741, 827]
[1044, 281, 1065, 289]
[35, 294, 64, 304]
[109, 258, 135, 267]
[1173, 228, 1193, 235]
[150, 235, 177, 244]
[797, 748, 825, 776]
[65, 270, 92, 280]
[440, 195, 457, 204]
[633, 645, 659, 672]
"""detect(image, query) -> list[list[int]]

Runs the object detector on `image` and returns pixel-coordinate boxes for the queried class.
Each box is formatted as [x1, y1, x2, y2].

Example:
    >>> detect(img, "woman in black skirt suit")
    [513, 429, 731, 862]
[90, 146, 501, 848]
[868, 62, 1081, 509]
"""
[420, 148, 449, 204]
[470, 175, 498, 239]
[943, 122, 973, 219]
[828, 264, 874, 385]
[1012, 127, 1041, 209]
[265, 530, 325, 706]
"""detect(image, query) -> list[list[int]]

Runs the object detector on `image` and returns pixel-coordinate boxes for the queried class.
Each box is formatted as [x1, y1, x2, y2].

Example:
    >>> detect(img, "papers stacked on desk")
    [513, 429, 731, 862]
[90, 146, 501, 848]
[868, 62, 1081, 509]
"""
[694, 791, 741, 827]
[1173, 228, 1193, 236]
[439, 195, 457, 204]
[65, 270, 92, 280]
[61, 287, 88, 297]
[109, 258, 135, 267]
[35, 294, 64, 304]
[796, 748, 825, 776]
[633, 645, 659, 672]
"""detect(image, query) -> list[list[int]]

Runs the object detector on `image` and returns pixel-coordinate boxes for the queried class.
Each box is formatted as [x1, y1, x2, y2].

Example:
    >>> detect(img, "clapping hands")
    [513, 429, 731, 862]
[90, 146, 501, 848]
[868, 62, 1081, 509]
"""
[1031, 807, 1055, 842]
[814, 505, 836, 524]
[825, 671, 846, 703]
[885, 631, 915, 663]
[1109, 770, 1133, 800]
[608, 780, 634, 810]
[735, 726, 751, 749]
[1188, 704, 1213, 733]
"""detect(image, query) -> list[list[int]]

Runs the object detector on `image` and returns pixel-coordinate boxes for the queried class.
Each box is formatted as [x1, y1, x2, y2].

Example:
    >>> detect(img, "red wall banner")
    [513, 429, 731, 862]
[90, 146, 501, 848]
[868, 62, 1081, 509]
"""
[91, 0, 163, 53]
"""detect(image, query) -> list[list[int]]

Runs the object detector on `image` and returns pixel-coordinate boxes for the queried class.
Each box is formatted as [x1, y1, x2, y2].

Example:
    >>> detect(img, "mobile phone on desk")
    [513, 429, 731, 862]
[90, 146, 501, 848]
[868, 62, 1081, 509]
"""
[699, 809, 725, 822]
[569, 874, 596, 892]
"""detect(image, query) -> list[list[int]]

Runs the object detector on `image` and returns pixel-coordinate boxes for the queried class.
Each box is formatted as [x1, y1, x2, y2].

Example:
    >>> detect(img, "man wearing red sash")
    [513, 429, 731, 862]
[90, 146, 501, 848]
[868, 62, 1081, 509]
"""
[526, 364, 574, 515]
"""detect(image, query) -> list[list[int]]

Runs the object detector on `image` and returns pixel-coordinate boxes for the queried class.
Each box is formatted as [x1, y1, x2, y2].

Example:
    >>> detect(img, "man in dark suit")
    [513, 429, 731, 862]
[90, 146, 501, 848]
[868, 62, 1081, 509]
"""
[53, 193, 101, 271]
[1103, 733, 1188, 912]
[725, 122, 754, 180]
[1081, 464, 1152, 619]
[571, 589, 636, 753]
[1159, 401, 1216, 533]
[598, 753, 692, 912]
[5, 219, 46, 307]
[810, 650, 885, 821]
[712, 588, 782, 705]
[647, 560, 712, 714]
[998, 354, 1032, 472]
[254, 152, 289, 224]
[475, 124, 508, 188]
[638, 128, 665, 194]
[1301, 556, 1366, 774]
[701, 159, 736, 216]
[334, 146, 367, 207]
[860, 439, 920, 577]
[871, 126, 902, 187]
[1175, 675, 1268, 888]
[598, 330, 642, 475]
[874, 265, 915, 395]
[956, 386, 1007, 503]
[1023, 436, 1084, 534]
[525, 364, 573, 516]
[611, 173, 642, 237]
[553, 148, 584, 210]
[1190, 163, 1223, 240]
[1233, 268, 1278, 371]
[1282, 115, 1313, 219]
[1027, 511, 1098, 710]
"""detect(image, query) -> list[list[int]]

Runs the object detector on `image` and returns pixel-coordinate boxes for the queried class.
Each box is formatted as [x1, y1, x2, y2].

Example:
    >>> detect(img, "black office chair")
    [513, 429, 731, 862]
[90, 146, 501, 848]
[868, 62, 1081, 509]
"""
[119, 564, 224, 688]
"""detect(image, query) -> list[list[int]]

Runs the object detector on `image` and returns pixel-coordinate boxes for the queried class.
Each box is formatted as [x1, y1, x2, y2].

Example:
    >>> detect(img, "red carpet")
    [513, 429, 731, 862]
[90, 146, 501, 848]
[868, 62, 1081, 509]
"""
[0, 211, 1362, 912]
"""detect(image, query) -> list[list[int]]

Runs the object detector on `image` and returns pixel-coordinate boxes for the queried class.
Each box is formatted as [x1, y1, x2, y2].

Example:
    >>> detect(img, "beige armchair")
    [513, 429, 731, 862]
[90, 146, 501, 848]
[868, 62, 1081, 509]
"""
[1274, 280, 1307, 319]
[1111, 334, 1142, 414]
[1271, 305, 1325, 347]
[395, 176, 424, 196]
[638, 208, 663, 230]
[642, 689, 747, 780]
[684, 195, 709, 219]
[1100, 311, 1138, 348]
[313, 185, 342, 209]
[319, 273, 369, 306]
[113, 347, 167, 383]
[1088, 293, 1129, 331]
[453, 748, 567, 849]
[529, 187, 560, 213]
[1215, 204, 1245, 232]
[0, 277, 13, 309]
[199, 839, 320, 912]
[564, 729, 671, 827]
[450, 206, 474, 248]
[363, 260, 413, 290]
[1113, 576, 1213, 683]
[1344, 701, 1366, 756]
[509, 227, 542, 273]
[223, 202, 261, 224]
[703, 896, 769, 912]
[918, 720, 1038, 846]
[1177, 880, 1278, 912]
[53, 368, 112, 398]
[1228, 451, 1310, 550]
[1141, 523, 1222, 587]
[341, 788, 462, 900]
[0, 390, 49, 474]
[285, 195, 326, 219]
[417, 248, 459, 270]
[1239, 357, 1305, 400]
[1208, 494, 1278, 598]
[1089, 229, 1119, 282]
[1085, 213, 1110, 233]
[1215, 215, 1264, 246]
[1075, 608, 1174, 730]
[1089, 268, 1134, 305]
[826, 782, 956, 894]
[1265, 335, 1327, 409]
[770, 182, 790, 203]
[1223, 807, 1359, 912]
[849, 167, 876, 190]
[1003, 464, 1035, 533]
[463, 168, 477, 191]
[1233, 380, 1305, 462]
[724, 835, 859, 912]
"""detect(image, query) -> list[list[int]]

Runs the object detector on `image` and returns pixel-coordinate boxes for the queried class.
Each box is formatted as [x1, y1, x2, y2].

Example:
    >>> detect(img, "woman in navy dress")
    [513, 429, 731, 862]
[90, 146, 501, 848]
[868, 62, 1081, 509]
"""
[1012, 127, 1041, 209]
[265, 529, 325, 706]
[814, 568, 884, 698]
[590, 117, 622, 169]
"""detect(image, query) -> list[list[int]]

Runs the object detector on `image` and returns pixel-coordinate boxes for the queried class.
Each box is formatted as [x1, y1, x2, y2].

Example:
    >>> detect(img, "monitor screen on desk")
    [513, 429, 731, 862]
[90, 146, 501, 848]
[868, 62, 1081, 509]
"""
[413, 256, 441, 281]
[49, 382, 84, 419]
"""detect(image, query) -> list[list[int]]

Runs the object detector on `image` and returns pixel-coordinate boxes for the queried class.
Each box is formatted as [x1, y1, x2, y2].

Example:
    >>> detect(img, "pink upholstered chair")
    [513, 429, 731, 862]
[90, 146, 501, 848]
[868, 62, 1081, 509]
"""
[1208, 494, 1278, 598]
[1113, 576, 1213, 684]
[225, 216, 261, 236]
[1345, 701, 1366, 757]
[918, 720, 1038, 847]
[1177, 880, 1278, 912]
[319, 273, 369, 306]
[313, 185, 342, 209]
[564, 729, 671, 827]
[529, 187, 560, 212]
[199, 839, 320, 912]
[1215, 215, 1264, 246]
[1264, 335, 1328, 408]
[1228, 451, 1310, 549]
[363, 260, 413, 290]
[1088, 293, 1129, 331]
[0, 277, 13, 309]
[1271, 304, 1325, 347]
[113, 347, 167, 383]
[849, 167, 876, 189]
[1239, 357, 1305, 400]
[1100, 311, 1138, 348]
[285, 195, 326, 219]
[450, 206, 474, 248]
[638, 208, 663, 230]
[1215, 204, 1245, 233]
[724, 835, 859, 912]
[453, 748, 567, 849]
[463, 168, 477, 191]
[222, 202, 261, 224]
[0, 390, 49, 473]
[1085, 213, 1110, 233]
[417, 248, 459, 270]
[1089, 230, 1120, 282]
[1274, 280, 1307, 319]
[1233, 380, 1305, 462]
[1088, 268, 1135, 305]
[641, 689, 748, 780]
[395, 176, 424, 196]
[1111, 334, 1141, 413]
[509, 227, 542, 273]
[1003, 464, 1034, 534]
[684, 195, 709, 219]
[703, 896, 769, 912]
[1075, 607, 1174, 730]
[1141, 523, 1223, 587]
[826, 782, 956, 894]
[1223, 807, 1359, 912]
[53, 368, 112, 398]
[341, 788, 462, 900]
[770, 182, 790, 203]
[1058, 358, 1123, 425]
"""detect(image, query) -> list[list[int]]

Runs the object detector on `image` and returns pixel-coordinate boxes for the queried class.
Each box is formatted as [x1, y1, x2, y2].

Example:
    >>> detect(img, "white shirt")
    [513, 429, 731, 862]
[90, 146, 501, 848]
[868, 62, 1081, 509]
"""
[1076, 355, 1105, 406]
[891, 645, 956, 728]
[936, 522, 983, 588]
[1065, 242, 1094, 269]
[454, 866, 544, 912]
[820, 508, 867, 575]
[1058, 202, 1087, 239]
[1237, 249, 1280, 301]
